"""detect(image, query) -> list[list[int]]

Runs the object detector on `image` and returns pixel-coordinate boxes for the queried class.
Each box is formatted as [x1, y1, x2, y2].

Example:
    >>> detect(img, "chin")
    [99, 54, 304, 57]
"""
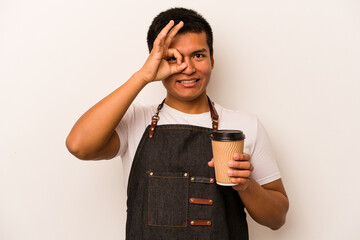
[171, 92, 207, 102]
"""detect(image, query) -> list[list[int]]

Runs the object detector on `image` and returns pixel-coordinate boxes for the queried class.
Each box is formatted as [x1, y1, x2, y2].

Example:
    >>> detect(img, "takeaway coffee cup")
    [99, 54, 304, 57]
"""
[210, 130, 246, 186]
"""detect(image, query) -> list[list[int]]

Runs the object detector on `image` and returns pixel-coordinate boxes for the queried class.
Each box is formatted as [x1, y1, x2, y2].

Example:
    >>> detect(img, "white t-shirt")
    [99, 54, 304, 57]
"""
[116, 102, 281, 188]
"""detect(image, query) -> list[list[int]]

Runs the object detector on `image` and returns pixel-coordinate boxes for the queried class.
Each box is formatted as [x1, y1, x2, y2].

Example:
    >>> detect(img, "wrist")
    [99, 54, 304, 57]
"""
[132, 71, 151, 87]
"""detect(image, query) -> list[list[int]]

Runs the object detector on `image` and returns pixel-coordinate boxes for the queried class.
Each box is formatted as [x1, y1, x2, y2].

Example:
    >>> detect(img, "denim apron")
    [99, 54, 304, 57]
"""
[126, 98, 248, 239]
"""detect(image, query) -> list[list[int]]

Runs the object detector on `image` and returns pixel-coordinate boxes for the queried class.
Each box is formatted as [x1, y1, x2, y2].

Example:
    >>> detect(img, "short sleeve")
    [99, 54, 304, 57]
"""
[115, 105, 135, 157]
[251, 119, 281, 185]
[114, 103, 155, 158]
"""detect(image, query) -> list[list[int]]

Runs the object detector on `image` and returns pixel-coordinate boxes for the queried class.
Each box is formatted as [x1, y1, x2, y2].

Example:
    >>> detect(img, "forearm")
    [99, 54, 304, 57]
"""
[66, 72, 147, 159]
[66, 21, 186, 160]
[237, 178, 289, 230]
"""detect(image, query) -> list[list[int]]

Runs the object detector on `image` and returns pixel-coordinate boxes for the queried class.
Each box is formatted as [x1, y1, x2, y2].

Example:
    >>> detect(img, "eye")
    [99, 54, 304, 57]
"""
[194, 53, 205, 59]
[167, 56, 177, 62]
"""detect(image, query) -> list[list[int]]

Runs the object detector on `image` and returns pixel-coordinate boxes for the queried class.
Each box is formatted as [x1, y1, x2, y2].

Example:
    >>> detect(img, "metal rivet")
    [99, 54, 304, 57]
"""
[210, 178, 214, 183]
[207, 221, 211, 225]
[190, 198, 194, 203]
[190, 221, 195, 225]
[184, 173, 188, 177]
[149, 172, 153, 176]
[151, 128, 154, 131]
[191, 177, 195, 182]
[209, 200, 213, 204]
[149, 134, 153, 138]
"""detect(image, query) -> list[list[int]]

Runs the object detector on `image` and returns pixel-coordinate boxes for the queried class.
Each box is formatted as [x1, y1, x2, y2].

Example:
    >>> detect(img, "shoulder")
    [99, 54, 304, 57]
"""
[128, 102, 157, 117]
[215, 103, 258, 130]
[214, 103, 259, 154]
[122, 102, 157, 124]
[214, 103, 280, 185]
[117, 102, 157, 133]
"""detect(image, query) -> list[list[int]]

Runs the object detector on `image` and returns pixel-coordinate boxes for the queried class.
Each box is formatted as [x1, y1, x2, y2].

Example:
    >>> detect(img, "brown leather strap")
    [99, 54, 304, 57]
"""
[190, 220, 212, 226]
[189, 198, 214, 205]
[148, 99, 165, 138]
[190, 176, 215, 184]
[207, 96, 219, 131]
[148, 96, 219, 138]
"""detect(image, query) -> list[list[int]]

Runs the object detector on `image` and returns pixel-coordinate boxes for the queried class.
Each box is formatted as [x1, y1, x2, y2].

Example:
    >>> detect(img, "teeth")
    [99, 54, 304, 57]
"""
[180, 79, 198, 83]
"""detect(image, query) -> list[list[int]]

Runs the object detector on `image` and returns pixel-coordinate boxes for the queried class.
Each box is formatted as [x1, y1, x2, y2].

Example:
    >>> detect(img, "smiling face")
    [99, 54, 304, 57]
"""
[162, 31, 214, 110]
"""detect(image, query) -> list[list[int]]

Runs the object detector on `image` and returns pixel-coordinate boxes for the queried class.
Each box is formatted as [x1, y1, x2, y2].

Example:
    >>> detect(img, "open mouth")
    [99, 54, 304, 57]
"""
[177, 78, 200, 84]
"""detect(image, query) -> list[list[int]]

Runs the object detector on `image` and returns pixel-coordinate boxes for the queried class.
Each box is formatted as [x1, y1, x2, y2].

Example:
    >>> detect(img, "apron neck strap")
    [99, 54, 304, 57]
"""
[148, 96, 219, 138]
[207, 96, 219, 131]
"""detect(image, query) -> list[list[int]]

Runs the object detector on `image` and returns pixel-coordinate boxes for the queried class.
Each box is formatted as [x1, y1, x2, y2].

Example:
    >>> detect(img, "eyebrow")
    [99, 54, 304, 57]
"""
[192, 48, 208, 54]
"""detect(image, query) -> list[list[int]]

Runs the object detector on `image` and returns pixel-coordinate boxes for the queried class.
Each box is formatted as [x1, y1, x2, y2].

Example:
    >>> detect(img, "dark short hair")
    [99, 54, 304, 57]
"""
[147, 8, 213, 55]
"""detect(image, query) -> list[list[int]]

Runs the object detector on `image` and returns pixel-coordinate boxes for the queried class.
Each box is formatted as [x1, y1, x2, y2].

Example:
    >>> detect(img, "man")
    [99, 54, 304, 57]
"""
[66, 7, 289, 239]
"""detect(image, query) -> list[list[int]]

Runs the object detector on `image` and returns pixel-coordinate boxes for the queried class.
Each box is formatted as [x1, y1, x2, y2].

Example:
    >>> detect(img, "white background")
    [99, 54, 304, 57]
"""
[1, 0, 360, 239]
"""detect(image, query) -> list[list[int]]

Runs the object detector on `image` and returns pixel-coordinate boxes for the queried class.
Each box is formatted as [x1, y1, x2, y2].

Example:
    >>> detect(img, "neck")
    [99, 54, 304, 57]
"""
[164, 94, 210, 114]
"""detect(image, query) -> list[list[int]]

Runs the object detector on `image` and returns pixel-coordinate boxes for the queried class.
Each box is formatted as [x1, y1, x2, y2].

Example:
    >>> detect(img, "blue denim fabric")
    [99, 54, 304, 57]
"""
[126, 125, 248, 240]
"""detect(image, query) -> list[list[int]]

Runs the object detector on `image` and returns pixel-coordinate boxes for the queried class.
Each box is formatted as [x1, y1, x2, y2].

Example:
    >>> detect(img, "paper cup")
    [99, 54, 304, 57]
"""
[211, 130, 245, 186]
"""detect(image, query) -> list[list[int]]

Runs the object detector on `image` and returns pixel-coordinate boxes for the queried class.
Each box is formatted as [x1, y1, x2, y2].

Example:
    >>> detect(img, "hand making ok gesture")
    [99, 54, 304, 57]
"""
[138, 20, 188, 84]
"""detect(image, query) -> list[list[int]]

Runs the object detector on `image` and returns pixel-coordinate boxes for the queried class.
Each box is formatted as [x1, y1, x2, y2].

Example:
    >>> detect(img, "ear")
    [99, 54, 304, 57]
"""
[211, 52, 214, 69]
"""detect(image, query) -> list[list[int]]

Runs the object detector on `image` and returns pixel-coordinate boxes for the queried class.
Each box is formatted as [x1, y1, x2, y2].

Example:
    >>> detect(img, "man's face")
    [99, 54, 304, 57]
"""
[162, 31, 214, 104]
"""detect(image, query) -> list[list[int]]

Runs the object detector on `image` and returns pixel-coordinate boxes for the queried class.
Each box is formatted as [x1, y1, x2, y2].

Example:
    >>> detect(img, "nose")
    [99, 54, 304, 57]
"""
[182, 58, 196, 75]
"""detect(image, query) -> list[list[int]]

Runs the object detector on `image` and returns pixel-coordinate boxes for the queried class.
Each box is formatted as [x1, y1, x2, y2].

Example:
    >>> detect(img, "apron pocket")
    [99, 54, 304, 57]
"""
[148, 171, 189, 227]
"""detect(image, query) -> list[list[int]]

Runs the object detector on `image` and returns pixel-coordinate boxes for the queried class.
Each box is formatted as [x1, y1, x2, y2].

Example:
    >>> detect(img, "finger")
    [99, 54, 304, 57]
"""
[159, 20, 175, 39]
[233, 153, 250, 161]
[165, 21, 184, 47]
[171, 62, 187, 74]
[152, 20, 175, 51]
[167, 48, 183, 65]
[231, 177, 250, 185]
[228, 160, 251, 170]
[228, 169, 252, 179]
[208, 158, 214, 167]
